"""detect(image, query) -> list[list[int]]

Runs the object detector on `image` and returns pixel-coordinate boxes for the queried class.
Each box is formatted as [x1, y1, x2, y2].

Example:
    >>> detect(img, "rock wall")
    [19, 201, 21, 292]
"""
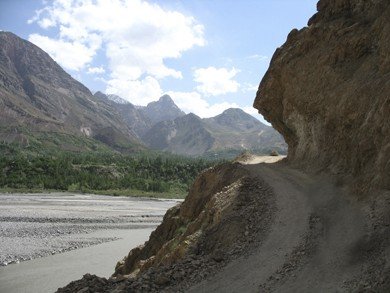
[254, 0, 390, 190]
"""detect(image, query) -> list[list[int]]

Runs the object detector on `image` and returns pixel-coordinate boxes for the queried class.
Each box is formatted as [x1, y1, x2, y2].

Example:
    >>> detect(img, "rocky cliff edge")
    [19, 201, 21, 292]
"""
[254, 0, 390, 191]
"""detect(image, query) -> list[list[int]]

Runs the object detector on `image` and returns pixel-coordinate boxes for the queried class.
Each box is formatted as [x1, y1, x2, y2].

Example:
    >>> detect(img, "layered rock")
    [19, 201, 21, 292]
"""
[254, 0, 390, 190]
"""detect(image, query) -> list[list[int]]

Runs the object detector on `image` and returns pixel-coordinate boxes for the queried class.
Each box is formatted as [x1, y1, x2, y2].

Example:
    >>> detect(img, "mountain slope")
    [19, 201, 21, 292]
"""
[142, 113, 215, 156]
[0, 31, 141, 152]
[94, 91, 152, 138]
[141, 94, 185, 124]
[143, 108, 286, 156]
[203, 108, 285, 152]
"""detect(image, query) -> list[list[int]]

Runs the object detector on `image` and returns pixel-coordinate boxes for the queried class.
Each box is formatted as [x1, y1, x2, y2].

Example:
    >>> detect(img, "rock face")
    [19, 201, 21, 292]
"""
[0, 32, 140, 151]
[254, 0, 390, 190]
[142, 94, 186, 125]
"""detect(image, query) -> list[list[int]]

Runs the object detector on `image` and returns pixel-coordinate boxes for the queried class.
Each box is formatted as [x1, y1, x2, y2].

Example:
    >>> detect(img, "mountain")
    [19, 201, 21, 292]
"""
[0, 31, 285, 156]
[141, 94, 185, 124]
[142, 108, 286, 156]
[203, 108, 284, 151]
[0, 31, 141, 152]
[106, 94, 129, 105]
[93, 91, 152, 138]
[205, 108, 268, 133]
[142, 113, 215, 156]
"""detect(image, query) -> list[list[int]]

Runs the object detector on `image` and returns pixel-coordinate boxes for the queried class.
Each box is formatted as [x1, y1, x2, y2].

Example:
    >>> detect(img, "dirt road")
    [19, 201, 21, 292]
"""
[189, 158, 389, 292]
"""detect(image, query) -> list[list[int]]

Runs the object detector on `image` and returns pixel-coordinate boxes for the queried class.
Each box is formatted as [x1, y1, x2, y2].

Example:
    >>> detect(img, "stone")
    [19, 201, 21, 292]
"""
[155, 274, 170, 285]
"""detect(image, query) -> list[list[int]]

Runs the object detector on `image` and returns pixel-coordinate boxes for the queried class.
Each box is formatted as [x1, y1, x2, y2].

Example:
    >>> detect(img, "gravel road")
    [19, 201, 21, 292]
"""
[189, 159, 390, 292]
[0, 193, 179, 267]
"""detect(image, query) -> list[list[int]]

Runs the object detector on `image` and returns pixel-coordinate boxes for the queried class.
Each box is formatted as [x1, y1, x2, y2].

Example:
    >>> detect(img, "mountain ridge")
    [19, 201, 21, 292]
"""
[0, 31, 141, 152]
[0, 31, 285, 156]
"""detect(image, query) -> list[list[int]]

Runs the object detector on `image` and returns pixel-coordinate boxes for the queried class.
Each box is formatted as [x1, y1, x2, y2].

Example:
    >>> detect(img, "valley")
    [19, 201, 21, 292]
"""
[0, 0, 389, 292]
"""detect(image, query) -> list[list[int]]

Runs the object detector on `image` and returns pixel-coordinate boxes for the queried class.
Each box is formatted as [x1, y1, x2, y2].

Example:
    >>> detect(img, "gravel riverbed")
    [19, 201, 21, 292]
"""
[0, 193, 179, 267]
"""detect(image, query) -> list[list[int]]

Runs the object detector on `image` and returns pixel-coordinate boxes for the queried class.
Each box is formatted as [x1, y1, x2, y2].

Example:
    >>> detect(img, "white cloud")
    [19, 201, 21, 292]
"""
[87, 66, 105, 74]
[194, 67, 240, 96]
[106, 76, 162, 105]
[28, 0, 205, 103]
[28, 33, 99, 71]
[167, 91, 240, 118]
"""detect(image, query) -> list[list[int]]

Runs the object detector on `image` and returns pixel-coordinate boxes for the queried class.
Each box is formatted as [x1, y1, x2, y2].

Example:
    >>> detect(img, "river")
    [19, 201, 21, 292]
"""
[0, 193, 179, 293]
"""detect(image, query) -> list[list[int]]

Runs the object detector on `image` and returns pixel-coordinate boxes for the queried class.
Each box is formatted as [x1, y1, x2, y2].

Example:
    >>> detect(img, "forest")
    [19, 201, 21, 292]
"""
[0, 148, 222, 198]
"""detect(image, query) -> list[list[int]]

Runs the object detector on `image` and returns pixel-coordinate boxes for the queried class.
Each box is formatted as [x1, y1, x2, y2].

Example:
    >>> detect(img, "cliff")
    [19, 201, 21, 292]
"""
[254, 0, 390, 190]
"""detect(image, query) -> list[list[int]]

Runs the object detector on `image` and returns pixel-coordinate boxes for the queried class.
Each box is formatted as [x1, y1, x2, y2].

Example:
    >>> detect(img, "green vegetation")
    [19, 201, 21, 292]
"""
[0, 126, 115, 155]
[0, 143, 222, 199]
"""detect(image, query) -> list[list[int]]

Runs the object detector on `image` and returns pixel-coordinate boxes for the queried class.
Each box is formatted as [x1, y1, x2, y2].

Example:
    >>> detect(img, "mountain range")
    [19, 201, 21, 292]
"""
[0, 31, 286, 156]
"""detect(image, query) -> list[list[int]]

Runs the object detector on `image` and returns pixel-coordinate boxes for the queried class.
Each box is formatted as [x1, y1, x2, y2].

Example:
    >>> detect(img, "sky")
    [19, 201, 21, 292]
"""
[0, 0, 318, 123]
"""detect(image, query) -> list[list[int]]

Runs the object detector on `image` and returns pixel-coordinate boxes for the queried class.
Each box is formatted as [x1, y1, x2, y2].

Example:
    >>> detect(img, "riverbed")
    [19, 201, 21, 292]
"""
[0, 193, 179, 293]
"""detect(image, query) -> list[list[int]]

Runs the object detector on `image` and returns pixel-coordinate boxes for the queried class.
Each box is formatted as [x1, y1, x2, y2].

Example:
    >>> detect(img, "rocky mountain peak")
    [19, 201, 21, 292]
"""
[107, 94, 129, 105]
[182, 112, 201, 121]
[93, 91, 107, 100]
[143, 94, 185, 124]
[209, 107, 268, 133]
[158, 94, 175, 104]
[218, 108, 253, 120]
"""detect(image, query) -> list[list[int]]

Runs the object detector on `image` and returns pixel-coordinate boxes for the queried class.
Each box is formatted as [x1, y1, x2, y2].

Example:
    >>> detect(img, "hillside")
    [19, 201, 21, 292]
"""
[203, 108, 285, 152]
[0, 31, 142, 153]
[142, 113, 215, 156]
[143, 108, 286, 156]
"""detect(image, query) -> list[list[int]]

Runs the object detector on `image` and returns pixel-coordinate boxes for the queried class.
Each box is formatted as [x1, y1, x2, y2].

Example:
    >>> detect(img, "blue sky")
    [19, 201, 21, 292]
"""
[0, 0, 317, 122]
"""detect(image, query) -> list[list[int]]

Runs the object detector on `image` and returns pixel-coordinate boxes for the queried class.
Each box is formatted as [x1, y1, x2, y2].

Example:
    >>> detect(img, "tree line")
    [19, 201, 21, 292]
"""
[0, 151, 221, 195]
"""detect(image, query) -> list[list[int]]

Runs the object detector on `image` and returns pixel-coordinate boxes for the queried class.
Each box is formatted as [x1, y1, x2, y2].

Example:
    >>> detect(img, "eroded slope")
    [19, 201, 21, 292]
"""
[254, 0, 390, 190]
